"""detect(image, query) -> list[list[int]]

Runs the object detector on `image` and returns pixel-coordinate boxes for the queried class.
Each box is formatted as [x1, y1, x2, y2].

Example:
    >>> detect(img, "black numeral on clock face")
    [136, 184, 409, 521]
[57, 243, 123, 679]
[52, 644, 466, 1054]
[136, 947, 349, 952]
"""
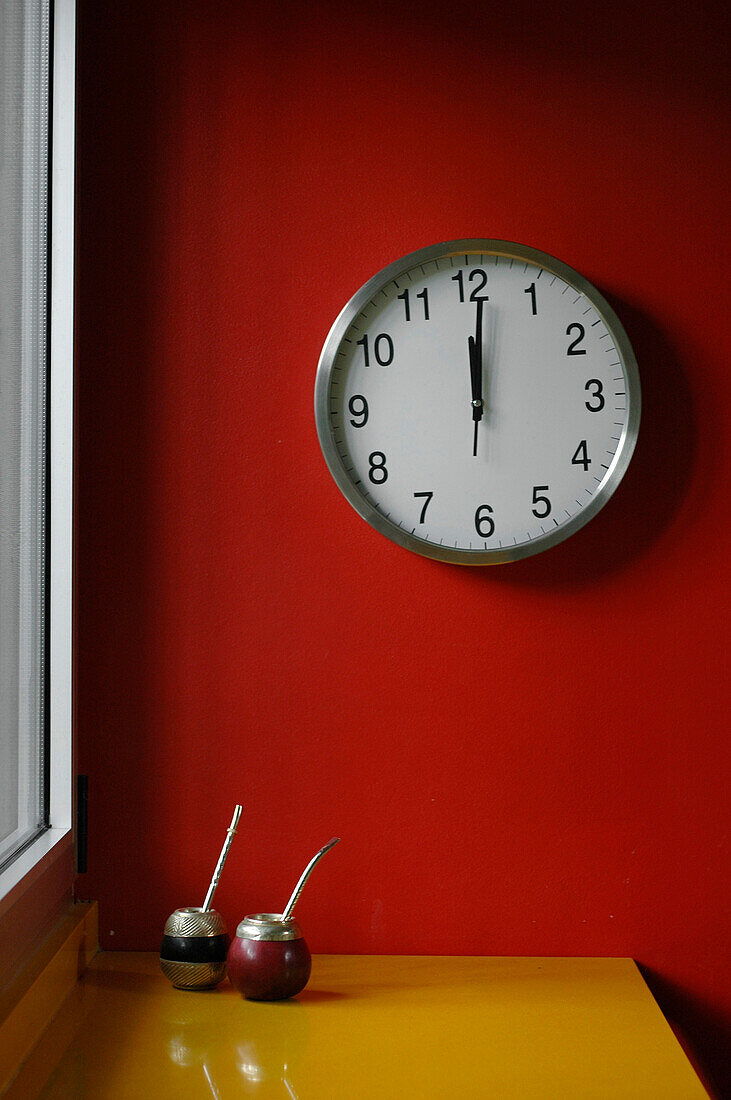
[368, 451, 388, 483]
[584, 379, 605, 411]
[524, 282, 537, 315]
[572, 440, 591, 470]
[531, 486, 551, 518]
[474, 504, 495, 537]
[452, 268, 489, 303]
[357, 333, 394, 367]
[348, 394, 368, 427]
[398, 287, 430, 321]
[566, 323, 586, 355]
[413, 491, 433, 523]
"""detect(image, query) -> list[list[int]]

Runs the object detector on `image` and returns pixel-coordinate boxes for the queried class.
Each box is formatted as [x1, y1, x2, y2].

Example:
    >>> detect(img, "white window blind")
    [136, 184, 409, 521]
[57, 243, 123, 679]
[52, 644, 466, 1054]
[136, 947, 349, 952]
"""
[0, 0, 51, 870]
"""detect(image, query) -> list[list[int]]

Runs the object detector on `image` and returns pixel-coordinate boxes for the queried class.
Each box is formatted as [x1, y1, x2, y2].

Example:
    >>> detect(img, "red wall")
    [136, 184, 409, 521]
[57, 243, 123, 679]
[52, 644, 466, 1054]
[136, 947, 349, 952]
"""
[75, 1, 730, 1092]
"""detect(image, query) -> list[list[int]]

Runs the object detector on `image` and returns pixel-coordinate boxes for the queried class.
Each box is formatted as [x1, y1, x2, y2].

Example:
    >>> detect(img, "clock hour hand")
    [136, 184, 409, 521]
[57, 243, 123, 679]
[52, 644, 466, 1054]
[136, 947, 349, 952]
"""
[468, 298, 484, 457]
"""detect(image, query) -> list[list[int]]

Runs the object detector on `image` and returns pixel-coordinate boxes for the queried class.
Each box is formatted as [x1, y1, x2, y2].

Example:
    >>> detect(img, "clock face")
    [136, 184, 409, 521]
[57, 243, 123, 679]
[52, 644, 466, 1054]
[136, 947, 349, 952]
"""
[315, 240, 640, 564]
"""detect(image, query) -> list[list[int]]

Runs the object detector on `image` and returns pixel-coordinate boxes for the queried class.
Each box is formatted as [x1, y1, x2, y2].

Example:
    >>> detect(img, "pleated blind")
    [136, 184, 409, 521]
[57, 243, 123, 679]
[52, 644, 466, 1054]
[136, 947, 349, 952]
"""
[0, 0, 50, 870]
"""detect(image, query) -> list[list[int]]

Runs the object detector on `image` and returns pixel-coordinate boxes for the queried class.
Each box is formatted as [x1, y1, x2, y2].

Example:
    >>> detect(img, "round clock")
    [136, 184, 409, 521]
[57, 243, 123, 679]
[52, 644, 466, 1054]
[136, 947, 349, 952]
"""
[314, 239, 640, 565]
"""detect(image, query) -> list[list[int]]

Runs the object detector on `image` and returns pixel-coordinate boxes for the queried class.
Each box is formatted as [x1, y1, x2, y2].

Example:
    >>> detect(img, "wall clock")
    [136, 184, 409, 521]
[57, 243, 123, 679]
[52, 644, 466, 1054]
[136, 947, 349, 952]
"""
[314, 239, 640, 565]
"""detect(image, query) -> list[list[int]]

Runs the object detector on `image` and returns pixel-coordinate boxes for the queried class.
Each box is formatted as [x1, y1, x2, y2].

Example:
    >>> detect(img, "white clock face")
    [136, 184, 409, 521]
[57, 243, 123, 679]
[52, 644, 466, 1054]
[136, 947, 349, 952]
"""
[315, 240, 640, 564]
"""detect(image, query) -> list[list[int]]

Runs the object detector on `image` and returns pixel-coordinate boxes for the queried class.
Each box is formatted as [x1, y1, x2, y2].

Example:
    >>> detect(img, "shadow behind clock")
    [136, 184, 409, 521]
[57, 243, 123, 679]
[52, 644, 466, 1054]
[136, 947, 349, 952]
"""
[452, 295, 725, 1095]
[477, 295, 697, 590]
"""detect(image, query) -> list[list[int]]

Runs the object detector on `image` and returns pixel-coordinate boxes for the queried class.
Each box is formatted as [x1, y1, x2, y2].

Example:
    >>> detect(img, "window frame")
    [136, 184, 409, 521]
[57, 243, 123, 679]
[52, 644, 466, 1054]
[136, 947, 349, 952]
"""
[0, 0, 75, 905]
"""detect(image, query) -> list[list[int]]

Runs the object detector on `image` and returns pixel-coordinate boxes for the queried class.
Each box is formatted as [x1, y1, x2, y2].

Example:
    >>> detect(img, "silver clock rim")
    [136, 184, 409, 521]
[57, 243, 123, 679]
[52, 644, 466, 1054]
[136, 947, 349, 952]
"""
[314, 238, 641, 565]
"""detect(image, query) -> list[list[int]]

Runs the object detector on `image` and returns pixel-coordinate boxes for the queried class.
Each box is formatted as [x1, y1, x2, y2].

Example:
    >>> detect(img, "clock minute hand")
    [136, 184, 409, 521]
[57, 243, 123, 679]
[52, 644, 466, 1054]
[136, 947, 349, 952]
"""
[469, 298, 485, 457]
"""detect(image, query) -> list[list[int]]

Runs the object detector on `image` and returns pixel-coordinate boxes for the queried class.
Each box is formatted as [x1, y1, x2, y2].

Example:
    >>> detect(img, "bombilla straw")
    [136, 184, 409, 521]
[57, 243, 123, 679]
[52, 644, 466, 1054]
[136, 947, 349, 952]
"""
[202, 804, 242, 911]
[281, 837, 340, 922]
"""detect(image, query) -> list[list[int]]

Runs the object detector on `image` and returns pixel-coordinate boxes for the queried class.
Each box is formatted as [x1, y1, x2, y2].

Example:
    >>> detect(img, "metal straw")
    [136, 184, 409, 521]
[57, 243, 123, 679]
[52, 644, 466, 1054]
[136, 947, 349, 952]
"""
[202, 804, 242, 911]
[281, 837, 340, 922]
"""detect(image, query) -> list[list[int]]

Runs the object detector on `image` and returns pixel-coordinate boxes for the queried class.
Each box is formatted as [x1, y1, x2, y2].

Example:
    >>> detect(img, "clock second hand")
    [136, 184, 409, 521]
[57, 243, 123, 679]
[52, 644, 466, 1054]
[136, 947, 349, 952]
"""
[468, 297, 485, 457]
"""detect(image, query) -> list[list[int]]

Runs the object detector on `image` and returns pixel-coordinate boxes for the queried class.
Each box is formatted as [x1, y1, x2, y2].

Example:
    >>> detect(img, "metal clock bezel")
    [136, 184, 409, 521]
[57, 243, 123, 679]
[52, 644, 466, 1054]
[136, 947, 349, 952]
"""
[314, 239, 641, 565]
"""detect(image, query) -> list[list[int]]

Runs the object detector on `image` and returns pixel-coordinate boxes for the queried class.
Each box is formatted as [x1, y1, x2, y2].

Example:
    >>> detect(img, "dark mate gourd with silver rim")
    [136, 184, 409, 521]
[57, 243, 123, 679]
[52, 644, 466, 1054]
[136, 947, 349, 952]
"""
[160, 907, 229, 990]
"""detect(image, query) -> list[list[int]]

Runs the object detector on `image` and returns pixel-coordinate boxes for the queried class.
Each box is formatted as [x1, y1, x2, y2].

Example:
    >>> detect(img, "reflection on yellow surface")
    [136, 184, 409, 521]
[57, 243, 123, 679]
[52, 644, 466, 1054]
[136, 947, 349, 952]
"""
[164, 986, 309, 1097]
[20, 953, 706, 1099]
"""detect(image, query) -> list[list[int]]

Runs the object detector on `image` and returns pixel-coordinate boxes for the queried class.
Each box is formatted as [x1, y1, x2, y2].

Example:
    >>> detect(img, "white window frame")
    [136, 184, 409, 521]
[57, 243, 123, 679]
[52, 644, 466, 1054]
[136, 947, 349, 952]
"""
[0, 0, 75, 903]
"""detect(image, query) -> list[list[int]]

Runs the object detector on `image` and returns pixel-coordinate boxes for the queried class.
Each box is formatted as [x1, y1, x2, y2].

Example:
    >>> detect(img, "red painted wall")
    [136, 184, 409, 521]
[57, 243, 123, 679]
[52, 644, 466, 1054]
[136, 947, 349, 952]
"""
[75, 1, 730, 1092]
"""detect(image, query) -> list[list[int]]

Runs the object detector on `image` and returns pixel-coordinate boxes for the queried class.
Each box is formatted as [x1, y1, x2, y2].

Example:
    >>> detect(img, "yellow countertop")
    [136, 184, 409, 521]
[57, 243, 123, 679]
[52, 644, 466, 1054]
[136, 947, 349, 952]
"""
[12, 953, 707, 1099]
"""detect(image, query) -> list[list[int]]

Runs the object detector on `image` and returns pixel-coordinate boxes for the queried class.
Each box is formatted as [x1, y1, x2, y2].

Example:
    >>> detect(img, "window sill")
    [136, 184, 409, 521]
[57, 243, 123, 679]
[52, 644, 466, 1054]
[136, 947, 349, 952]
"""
[0, 828, 73, 921]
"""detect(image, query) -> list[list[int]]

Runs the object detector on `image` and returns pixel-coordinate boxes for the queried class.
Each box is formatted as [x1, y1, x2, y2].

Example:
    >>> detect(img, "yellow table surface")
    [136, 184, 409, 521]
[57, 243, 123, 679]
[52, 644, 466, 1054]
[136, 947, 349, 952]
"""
[18, 953, 706, 1099]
